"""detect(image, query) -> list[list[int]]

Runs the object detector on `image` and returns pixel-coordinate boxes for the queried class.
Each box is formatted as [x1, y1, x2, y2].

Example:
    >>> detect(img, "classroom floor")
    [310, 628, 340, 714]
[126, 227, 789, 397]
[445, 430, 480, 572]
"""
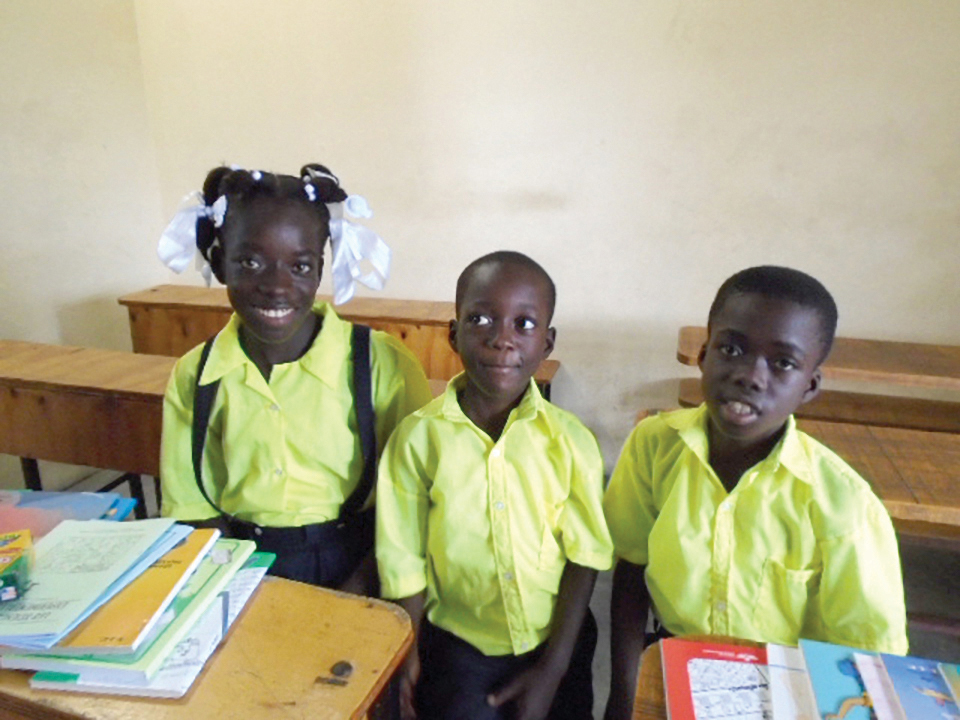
[120, 475, 960, 718]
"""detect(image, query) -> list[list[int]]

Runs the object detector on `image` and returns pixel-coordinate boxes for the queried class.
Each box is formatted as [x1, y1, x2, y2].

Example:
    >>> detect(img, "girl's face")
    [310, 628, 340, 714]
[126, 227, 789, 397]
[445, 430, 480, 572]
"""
[218, 199, 326, 363]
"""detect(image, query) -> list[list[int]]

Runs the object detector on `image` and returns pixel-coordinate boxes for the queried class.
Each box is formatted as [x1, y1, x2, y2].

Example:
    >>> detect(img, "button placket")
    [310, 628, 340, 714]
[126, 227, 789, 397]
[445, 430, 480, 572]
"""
[711, 495, 735, 635]
[488, 442, 526, 652]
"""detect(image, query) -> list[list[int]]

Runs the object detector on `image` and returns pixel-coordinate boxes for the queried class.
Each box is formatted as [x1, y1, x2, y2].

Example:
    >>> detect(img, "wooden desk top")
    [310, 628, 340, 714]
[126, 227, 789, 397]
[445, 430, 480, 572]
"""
[0, 577, 413, 720]
[0, 340, 174, 402]
[120, 284, 457, 326]
[677, 326, 960, 391]
[799, 419, 960, 527]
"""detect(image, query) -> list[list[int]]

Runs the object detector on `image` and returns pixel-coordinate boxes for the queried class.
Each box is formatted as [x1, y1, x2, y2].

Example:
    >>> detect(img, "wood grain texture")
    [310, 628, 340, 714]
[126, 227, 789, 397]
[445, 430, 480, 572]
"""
[0, 578, 413, 720]
[677, 325, 960, 390]
[677, 377, 960, 433]
[119, 285, 559, 385]
[0, 341, 171, 477]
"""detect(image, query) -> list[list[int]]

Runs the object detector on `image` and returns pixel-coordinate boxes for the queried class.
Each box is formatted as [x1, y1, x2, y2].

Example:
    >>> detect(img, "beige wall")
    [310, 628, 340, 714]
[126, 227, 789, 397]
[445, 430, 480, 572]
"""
[2, 0, 958, 485]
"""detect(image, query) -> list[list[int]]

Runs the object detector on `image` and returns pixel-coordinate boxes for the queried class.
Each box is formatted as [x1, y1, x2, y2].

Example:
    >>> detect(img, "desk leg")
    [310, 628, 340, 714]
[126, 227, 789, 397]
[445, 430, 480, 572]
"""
[20, 458, 42, 492]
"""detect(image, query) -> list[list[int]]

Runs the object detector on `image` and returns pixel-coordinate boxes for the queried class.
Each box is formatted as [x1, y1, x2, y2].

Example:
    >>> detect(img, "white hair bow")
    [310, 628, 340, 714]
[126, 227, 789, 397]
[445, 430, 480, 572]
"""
[327, 195, 391, 305]
[157, 193, 226, 284]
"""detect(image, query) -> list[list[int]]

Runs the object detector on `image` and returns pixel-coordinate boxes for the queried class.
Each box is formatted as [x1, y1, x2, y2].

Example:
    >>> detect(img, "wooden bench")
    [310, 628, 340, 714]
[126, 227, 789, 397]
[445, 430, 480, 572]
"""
[0, 340, 173, 516]
[119, 285, 560, 397]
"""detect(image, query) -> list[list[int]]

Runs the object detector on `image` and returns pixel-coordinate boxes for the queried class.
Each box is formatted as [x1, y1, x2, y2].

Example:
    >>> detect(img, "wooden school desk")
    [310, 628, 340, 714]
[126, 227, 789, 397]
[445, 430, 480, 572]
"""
[0, 577, 414, 720]
[0, 340, 172, 510]
[118, 285, 560, 397]
[677, 326, 960, 391]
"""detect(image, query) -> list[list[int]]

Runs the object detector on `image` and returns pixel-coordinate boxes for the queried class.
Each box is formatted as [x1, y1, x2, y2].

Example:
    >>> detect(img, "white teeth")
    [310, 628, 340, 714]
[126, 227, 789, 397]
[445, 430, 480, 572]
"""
[257, 308, 293, 319]
[727, 401, 755, 416]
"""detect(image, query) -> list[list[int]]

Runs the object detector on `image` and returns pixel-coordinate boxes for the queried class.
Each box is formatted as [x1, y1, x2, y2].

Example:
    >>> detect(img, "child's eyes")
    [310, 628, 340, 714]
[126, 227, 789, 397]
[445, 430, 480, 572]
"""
[773, 357, 798, 371]
[238, 258, 261, 271]
[292, 262, 313, 275]
[516, 318, 537, 331]
[469, 314, 492, 327]
[718, 343, 742, 357]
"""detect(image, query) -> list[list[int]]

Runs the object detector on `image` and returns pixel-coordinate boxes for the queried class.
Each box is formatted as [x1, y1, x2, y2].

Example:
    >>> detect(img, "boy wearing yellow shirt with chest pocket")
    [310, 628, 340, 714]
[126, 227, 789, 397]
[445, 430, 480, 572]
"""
[603, 266, 908, 720]
[377, 252, 613, 720]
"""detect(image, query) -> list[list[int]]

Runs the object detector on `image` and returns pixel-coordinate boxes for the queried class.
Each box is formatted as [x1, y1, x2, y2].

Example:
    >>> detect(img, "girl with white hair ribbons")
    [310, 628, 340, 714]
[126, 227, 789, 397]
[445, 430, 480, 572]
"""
[155, 163, 432, 594]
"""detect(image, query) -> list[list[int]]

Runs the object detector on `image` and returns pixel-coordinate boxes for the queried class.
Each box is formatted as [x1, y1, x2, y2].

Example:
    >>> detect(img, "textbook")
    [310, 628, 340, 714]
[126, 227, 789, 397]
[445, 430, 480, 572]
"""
[799, 639, 876, 720]
[48, 528, 220, 655]
[880, 652, 960, 720]
[0, 519, 185, 650]
[1, 538, 255, 684]
[940, 663, 960, 707]
[29, 552, 275, 699]
[661, 637, 771, 719]
[765, 643, 817, 720]
[852, 652, 905, 720]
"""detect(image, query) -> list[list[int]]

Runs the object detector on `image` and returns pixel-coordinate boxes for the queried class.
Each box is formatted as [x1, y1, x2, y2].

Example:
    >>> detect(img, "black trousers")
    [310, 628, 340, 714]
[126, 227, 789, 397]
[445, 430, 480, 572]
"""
[415, 612, 597, 720]
[226, 508, 374, 588]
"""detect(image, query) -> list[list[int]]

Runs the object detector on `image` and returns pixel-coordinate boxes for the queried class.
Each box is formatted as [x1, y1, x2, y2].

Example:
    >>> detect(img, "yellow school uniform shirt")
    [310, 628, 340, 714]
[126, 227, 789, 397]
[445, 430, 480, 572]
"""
[603, 405, 908, 654]
[376, 375, 614, 656]
[160, 301, 433, 527]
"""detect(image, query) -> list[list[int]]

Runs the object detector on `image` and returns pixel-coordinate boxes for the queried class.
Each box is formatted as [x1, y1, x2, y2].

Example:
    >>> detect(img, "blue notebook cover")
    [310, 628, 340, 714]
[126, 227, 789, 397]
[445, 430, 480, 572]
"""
[880, 653, 960, 720]
[799, 639, 874, 720]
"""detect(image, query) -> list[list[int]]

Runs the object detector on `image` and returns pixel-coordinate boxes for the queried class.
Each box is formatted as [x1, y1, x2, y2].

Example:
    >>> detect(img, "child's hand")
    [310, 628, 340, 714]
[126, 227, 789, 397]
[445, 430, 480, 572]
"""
[487, 660, 563, 720]
[398, 649, 420, 720]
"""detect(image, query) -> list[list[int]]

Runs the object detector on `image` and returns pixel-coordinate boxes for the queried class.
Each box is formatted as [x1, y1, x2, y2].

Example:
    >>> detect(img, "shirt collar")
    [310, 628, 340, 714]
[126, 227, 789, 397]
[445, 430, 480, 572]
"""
[440, 374, 549, 432]
[665, 404, 814, 486]
[199, 300, 348, 389]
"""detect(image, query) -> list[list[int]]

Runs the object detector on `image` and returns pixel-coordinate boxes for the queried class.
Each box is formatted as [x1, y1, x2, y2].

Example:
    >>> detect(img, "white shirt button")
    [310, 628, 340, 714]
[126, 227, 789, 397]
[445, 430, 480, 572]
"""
[490, 448, 501, 458]
[503, 571, 514, 582]
[716, 602, 727, 613]
[269, 403, 280, 412]
[495, 502, 505, 511]
[521, 642, 529, 651]
[275, 468, 283, 477]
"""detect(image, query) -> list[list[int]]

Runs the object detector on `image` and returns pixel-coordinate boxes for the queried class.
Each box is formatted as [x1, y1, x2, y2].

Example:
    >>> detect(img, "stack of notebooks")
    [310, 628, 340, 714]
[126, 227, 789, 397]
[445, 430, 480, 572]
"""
[0, 518, 274, 698]
[661, 636, 960, 720]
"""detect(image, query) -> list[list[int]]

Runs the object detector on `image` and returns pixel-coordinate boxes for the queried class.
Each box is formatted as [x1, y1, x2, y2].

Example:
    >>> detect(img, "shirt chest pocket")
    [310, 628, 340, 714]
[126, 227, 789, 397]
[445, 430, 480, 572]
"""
[751, 557, 819, 644]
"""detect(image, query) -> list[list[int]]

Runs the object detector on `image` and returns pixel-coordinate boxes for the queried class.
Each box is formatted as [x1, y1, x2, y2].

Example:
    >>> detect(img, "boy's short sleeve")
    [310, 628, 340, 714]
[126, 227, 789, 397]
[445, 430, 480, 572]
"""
[603, 420, 659, 566]
[816, 496, 909, 654]
[375, 417, 431, 599]
[557, 424, 614, 572]
[370, 332, 433, 449]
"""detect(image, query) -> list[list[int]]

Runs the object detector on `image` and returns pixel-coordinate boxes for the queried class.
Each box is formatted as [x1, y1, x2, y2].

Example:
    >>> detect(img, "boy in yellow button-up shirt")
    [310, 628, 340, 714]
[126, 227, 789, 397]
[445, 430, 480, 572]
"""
[377, 252, 613, 720]
[602, 266, 908, 720]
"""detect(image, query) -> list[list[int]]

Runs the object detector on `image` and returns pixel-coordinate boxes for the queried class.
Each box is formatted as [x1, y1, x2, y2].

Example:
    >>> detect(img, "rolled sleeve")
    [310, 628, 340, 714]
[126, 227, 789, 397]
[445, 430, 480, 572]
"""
[603, 422, 658, 566]
[558, 430, 614, 571]
[817, 499, 909, 654]
[376, 422, 430, 599]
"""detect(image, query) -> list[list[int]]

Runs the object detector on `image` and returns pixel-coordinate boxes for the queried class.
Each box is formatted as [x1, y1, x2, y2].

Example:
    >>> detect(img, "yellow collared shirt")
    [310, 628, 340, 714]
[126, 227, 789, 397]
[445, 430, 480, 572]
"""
[376, 376, 614, 656]
[160, 301, 433, 526]
[603, 405, 908, 654]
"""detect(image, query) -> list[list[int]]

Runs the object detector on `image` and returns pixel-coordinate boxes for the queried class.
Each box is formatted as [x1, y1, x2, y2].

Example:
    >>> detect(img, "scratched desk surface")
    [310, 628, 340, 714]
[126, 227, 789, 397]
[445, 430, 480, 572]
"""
[0, 577, 413, 720]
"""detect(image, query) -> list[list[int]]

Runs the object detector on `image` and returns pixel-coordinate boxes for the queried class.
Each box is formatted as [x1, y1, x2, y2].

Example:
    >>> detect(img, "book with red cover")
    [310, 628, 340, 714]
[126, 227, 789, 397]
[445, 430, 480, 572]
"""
[661, 638, 772, 720]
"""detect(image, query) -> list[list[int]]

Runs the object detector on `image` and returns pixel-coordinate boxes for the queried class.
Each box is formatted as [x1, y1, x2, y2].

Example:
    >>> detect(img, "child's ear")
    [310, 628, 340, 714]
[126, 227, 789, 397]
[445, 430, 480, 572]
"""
[696, 343, 707, 370]
[801, 367, 823, 405]
[448, 319, 459, 354]
[543, 326, 556, 358]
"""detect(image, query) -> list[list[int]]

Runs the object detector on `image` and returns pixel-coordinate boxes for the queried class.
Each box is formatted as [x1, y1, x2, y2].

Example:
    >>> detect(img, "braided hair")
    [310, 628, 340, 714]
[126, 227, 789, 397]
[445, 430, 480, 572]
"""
[195, 164, 348, 271]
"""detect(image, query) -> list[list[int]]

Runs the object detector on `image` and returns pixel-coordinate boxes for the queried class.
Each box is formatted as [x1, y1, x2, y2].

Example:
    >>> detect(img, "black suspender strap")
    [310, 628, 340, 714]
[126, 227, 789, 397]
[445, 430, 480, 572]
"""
[341, 324, 377, 517]
[191, 337, 227, 517]
[190, 324, 377, 521]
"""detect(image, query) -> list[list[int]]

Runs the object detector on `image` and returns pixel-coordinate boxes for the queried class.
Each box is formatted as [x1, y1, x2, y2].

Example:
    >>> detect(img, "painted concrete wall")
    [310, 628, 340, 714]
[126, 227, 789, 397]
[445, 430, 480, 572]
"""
[2, 0, 958, 487]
